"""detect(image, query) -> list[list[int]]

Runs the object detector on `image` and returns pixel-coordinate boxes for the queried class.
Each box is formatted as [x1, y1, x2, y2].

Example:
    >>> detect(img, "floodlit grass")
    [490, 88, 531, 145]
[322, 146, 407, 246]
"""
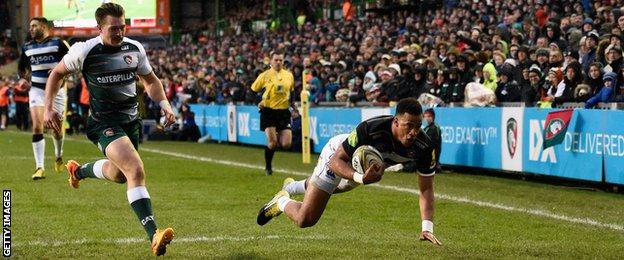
[1, 130, 623, 258]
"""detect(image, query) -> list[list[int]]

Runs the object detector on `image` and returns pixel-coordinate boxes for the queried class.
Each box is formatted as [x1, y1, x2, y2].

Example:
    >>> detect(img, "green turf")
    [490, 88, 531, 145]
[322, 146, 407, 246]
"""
[1, 130, 623, 258]
[43, 0, 156, 21]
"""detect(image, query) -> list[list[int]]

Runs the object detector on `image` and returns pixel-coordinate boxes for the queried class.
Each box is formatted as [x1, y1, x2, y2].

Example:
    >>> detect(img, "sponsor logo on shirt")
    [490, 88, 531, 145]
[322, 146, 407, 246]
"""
[96, 72, 136, 84]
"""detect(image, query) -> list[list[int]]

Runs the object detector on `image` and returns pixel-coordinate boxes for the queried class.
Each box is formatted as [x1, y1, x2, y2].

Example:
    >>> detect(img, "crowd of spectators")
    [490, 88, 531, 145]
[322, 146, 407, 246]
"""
[149, 0, 624, 110]
[0, 0, 19, 67]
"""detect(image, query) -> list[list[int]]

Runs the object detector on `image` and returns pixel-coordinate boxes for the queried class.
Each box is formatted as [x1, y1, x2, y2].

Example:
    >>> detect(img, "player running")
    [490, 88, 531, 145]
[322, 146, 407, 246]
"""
[43, 3, 175, 256]
[257, 98, 442, 245]
[17, 17, 70, 180]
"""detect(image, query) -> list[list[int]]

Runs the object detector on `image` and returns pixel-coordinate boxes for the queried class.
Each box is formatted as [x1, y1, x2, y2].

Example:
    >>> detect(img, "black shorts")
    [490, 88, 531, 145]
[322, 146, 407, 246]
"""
[0, 105, 7, 115]
[260, 108, 291, 131]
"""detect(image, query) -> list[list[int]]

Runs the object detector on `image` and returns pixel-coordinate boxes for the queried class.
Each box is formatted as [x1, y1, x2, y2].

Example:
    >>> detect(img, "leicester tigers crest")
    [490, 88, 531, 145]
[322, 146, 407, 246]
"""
[123, 55, 133, 65]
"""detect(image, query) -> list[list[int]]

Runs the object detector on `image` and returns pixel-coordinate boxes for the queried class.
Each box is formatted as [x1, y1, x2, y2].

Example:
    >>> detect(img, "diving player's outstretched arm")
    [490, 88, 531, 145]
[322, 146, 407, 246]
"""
[418, 175, 441, 245]
[416, 147, 441, 246]
[43, 60, 70, 132]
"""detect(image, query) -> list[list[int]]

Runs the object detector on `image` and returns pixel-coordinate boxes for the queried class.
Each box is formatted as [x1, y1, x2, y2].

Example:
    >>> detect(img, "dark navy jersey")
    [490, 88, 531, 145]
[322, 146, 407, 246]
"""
[18, 37, 70, 89]
[342, 115, 437, 176]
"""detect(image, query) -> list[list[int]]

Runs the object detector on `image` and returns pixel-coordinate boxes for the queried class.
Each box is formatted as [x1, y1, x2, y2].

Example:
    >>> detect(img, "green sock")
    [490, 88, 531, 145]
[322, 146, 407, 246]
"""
[128, 187, 158, 240]
[76, 163, 96, 179]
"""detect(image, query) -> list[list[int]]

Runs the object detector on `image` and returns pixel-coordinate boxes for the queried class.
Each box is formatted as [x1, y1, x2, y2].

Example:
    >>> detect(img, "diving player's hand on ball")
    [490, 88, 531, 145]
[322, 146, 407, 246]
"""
[420, 231, 442, 246]
[362, 163, 384, 184]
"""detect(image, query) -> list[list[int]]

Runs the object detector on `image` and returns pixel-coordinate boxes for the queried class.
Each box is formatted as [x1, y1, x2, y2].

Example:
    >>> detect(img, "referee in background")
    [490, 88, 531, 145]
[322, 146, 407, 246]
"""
[251, 50, 295, 176]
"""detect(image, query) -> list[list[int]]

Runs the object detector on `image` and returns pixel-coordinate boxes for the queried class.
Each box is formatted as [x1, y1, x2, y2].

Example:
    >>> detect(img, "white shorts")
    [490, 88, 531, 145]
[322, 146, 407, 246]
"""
[310, 156, 361, 194]
[309, 134, 361, 194]
[29, 87, 66, 114]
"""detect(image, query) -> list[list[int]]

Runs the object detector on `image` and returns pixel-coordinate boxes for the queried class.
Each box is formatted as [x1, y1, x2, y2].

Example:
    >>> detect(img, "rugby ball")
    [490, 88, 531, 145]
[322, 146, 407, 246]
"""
[351, 145, 384, 174]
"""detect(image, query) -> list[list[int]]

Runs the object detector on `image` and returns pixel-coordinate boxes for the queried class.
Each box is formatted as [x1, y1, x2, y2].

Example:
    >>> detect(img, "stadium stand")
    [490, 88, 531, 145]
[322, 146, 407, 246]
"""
[144, 0, 624, 114]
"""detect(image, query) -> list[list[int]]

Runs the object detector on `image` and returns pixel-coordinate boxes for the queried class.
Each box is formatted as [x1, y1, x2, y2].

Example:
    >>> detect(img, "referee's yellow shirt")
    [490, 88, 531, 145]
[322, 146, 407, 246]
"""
[251, 68, 295, 110]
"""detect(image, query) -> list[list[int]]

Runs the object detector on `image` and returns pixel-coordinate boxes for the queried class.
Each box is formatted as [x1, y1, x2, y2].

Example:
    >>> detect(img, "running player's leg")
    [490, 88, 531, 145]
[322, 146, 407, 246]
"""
[105, 137, 173, 254]
[30, 100, 45, 179]
[278, 128, 292, 150]
[264, 127, 278, 175]
[51, 88, 67, 172]
[104, 138, 160, 237]
[284, 177, 358, 196]
[283, 177, 308, 195]
[69, 156, 127, 184]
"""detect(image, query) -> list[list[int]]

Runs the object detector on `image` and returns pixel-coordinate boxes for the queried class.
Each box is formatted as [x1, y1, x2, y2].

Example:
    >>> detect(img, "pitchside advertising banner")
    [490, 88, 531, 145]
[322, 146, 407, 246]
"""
[435, 108, 502, 169]
[603, 111, 624, 184]
[522, 109, 603, 182]
[189, 105, 624, 184]
[309, 107, 361, 152]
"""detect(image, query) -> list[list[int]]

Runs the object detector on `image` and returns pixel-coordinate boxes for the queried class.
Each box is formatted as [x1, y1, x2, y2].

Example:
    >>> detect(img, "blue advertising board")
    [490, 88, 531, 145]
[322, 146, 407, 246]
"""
[521, 109, 603, 182]
[190, 104, 227, 141]
[309, 107, 361, 153]
[601, 110, 624, 185]
[435, 108, 502, 169]
[235, 105, 266, 145]
[189, 104, 624, 185]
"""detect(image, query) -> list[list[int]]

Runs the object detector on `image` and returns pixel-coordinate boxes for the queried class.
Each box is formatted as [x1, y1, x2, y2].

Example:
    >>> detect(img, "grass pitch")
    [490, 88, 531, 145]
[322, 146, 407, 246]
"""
[1, 129, 623, 258]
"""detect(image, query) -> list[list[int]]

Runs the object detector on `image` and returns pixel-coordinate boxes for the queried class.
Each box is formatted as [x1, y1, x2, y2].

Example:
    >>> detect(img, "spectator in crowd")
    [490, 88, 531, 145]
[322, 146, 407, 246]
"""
[582, 31, 599, 72]
[540, 67, 565, 108]
[604, 45, 623, 73]
[521, 65, 543, 107]
[496, 65, 522, 102]
[176, 103, 201, 142]
[423, 108, 441, 171]
[585, 62, 605, 96]
[585, 71, 617, 108]
[12, 78, 29, 131]
[482, 62, 498, 92]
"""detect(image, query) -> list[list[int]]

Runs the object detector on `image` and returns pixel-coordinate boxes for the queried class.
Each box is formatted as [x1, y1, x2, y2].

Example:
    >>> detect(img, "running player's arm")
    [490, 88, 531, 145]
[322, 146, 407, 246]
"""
[139, 72, 174, 126]
[136, 44, 175, 127]
[17, 49, 31, 89]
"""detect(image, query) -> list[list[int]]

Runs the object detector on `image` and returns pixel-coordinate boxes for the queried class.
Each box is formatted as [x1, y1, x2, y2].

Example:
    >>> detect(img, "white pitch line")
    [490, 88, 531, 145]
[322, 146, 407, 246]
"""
[140, 148, 624, 232]
[14, 235, 328, 248]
